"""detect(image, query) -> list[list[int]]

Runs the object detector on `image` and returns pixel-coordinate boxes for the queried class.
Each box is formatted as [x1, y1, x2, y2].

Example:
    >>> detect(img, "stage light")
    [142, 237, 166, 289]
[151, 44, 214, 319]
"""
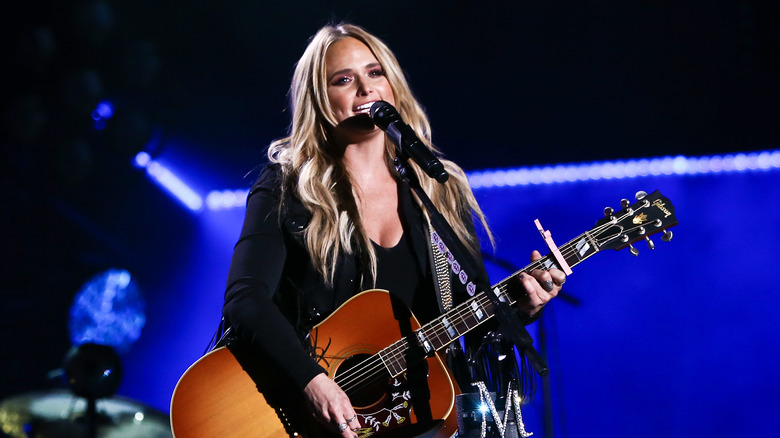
[92, 100, 114, 121]
[69, 269, 146, 355]
[205, 189, 249, 211]
[145, 161, 203, 211]
[133, 151, 151, 168]
[467, 149, 780, 189]
[138, 149, 780, 212]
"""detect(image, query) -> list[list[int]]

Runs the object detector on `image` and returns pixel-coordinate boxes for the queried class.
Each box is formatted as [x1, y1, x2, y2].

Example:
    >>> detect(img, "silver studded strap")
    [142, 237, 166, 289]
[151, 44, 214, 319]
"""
[430, 229, 453, 311]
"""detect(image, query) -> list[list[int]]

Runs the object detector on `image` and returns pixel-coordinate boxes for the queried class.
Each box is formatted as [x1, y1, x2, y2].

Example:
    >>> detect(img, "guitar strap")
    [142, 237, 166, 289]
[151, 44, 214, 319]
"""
[429, 227, 453, 312]
[429, 223, 481, 394]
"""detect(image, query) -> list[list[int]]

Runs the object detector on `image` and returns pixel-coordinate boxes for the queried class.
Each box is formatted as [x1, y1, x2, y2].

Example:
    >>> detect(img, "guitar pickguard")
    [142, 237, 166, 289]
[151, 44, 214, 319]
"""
[332, 352, 429, 437]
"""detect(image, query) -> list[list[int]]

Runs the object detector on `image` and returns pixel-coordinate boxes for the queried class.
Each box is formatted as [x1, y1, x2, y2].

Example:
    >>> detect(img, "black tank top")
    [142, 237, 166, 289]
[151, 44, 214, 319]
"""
[372, 232, 439, 324]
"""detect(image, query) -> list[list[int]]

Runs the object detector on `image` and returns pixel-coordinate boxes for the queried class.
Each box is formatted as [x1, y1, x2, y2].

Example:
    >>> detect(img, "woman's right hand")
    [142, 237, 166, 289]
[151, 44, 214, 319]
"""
[303, 373, 361, 437]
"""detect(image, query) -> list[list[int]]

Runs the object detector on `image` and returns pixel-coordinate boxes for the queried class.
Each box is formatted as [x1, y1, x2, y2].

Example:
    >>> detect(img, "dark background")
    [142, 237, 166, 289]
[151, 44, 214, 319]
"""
[2, 0, 778, 419]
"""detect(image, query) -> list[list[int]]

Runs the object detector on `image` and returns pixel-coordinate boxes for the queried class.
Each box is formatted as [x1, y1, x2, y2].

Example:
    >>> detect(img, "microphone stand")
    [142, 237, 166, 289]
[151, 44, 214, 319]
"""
[392, 155, 549, 378]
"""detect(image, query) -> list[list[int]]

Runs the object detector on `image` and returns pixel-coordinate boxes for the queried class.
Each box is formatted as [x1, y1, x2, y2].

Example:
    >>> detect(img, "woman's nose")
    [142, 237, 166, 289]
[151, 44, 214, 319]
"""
[355, 77, 372, 96]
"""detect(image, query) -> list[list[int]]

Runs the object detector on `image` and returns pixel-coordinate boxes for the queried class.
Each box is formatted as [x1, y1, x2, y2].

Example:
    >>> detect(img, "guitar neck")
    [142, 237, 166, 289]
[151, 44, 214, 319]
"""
[378, 230, 600, 377]
[377, 189, 678, 377]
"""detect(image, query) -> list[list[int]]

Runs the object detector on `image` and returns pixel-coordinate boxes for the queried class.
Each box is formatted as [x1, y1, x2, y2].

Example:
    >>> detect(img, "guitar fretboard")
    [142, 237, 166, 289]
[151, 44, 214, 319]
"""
[377, 230, 602, 377]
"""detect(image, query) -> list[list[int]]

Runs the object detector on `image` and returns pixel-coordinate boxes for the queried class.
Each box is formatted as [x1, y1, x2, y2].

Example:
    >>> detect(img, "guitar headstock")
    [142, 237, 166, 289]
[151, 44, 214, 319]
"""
[592, 190, 678, 255]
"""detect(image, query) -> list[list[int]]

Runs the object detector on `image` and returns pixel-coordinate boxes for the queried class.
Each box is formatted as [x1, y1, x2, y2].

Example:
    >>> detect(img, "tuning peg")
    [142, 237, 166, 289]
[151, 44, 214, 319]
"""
[628, 244, 639, 256]
[621, 199, 630, 209]
[635, 191, 647, 201]
[604, 206, 614, 217]
[645, 236, 655, 250]
[662, 230, 673, 242]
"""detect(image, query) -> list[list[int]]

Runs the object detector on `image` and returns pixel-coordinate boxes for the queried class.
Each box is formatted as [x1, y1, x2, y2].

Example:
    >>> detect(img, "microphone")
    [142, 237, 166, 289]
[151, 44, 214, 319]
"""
[370, 100, 449, 183]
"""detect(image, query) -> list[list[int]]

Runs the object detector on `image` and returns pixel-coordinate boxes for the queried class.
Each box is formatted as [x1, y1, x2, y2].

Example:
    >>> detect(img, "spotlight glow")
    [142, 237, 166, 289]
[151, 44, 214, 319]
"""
[206, 189, 249, 211]
[145, 161, 203, 211]
[140, 149, 780, 213]
[134, 151, 152, 168]
[467, 150, 780, 189]
[92, 100, 114, 131]
[92, 100, 114, 120]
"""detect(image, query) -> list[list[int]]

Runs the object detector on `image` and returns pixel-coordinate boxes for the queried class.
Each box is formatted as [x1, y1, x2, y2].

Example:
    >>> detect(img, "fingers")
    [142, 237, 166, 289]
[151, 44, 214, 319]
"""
[303, 375, 361, 436]
[519, 271, 556, 302]
[529, 269, 559, 295]
[552, 270, 567, 287]
[331, 410, 361, 437]
[528, 250, 566, 292]
[514, 250, 569, 318]
[329, 408, 360, 437]
[335, 414, 360, 437]
[529, 269, 554, 293]
[330, 407, 361, 437]
[337, 416, 361, 437]
[345, 413, 361, 436]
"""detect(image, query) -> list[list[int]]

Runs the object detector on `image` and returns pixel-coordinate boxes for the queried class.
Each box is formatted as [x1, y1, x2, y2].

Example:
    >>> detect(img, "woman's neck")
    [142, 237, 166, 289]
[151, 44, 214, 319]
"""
[341, 135, 393, 188]
[341, 134, 403, 248]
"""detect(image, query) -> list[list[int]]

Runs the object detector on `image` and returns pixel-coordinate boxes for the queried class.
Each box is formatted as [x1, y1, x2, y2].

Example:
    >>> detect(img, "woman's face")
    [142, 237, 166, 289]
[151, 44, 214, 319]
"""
[324, 37, 395, 136]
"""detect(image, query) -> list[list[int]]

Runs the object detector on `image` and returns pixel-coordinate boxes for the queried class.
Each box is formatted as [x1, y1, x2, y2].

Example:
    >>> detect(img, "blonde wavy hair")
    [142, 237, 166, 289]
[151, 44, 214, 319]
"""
[268, 23, 493, 286]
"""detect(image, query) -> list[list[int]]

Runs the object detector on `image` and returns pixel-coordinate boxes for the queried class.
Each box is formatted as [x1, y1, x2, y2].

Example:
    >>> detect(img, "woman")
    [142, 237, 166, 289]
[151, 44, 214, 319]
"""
[222, 23, 565, 438]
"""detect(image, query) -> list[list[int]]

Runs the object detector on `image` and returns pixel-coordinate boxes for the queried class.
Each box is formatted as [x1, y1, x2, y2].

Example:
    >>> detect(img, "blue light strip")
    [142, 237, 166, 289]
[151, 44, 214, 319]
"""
[206, 189, 249, 211]
[134, 152, 203, 211]
[467, 150, 780, 189]
[137, 149, 780, 212]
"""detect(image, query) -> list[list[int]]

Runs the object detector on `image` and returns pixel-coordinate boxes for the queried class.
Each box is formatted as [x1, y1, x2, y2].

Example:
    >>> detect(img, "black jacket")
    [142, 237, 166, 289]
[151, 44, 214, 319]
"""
[223, 164, 490, 390]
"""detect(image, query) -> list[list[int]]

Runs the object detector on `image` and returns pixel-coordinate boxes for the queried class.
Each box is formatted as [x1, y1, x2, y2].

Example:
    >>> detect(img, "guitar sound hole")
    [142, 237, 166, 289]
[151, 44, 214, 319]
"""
[336, 353, 390, 409]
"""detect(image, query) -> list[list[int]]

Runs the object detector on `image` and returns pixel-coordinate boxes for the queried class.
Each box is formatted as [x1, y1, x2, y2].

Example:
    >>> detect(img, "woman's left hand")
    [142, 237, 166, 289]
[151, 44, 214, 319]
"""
[514, 250, 566, 319]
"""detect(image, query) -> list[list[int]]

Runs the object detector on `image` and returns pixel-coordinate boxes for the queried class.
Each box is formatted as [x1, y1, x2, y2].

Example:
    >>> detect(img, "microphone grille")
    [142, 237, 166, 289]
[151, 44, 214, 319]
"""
[369, 100, 400, 130]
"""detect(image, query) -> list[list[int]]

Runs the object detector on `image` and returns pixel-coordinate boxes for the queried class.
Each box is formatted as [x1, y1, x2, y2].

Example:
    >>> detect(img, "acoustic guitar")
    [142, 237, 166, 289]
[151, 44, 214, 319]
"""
[170, 190, 677, 437]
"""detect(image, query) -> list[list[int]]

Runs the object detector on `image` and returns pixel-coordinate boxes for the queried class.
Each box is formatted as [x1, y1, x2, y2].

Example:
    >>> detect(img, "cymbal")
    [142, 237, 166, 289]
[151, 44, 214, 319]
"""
[0, 389, 171, 437]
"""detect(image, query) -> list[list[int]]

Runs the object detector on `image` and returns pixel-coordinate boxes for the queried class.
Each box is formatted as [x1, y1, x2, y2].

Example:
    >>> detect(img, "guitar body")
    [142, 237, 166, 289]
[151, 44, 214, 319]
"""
[171, 290, 460, 437]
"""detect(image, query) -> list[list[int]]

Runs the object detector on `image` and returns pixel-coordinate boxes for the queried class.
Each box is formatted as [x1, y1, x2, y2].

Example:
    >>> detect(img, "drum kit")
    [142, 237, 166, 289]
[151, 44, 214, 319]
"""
[0, 389, 172, 438]
[0, 270, 172, 437]
[0, 343, 171, 438]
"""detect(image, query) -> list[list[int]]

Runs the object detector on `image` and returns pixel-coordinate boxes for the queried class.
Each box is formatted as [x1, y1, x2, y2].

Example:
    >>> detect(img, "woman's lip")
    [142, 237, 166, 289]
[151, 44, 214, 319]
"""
[353, 101, 378, 114]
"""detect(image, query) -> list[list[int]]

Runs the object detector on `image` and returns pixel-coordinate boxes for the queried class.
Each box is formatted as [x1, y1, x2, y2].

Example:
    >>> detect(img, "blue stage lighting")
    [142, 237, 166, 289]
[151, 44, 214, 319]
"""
[139, 149, 779, 212]
[92, 100, 114, 121]
[92, 100, 114, 131]
[467, 150, 780, 189]
[134, 151, 152, 168]
[145, 161, 203, 211]
[205, 189, 248, 211]
[69, 269, 146, 355]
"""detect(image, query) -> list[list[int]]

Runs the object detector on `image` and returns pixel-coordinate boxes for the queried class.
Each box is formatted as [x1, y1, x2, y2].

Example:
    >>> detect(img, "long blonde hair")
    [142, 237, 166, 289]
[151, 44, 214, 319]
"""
[268, 23, 492, 285]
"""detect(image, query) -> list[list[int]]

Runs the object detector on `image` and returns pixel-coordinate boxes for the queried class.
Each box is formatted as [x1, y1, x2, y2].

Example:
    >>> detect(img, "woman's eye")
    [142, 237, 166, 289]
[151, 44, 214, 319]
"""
[368, 68, 385, 77]
[332, 76, 351, 85]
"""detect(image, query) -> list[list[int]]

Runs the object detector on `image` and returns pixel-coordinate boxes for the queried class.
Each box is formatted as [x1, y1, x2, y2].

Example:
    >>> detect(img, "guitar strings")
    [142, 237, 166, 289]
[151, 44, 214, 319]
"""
[332, 206, 658, 396]
[336, 289, 503, 396]
[334, 293, 498, 395]
[334, 214, 642, 394]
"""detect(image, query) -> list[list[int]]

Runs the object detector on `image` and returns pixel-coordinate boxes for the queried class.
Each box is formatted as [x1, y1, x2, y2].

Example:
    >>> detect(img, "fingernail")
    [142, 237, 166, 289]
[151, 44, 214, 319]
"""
[543, 280, 554, 292]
